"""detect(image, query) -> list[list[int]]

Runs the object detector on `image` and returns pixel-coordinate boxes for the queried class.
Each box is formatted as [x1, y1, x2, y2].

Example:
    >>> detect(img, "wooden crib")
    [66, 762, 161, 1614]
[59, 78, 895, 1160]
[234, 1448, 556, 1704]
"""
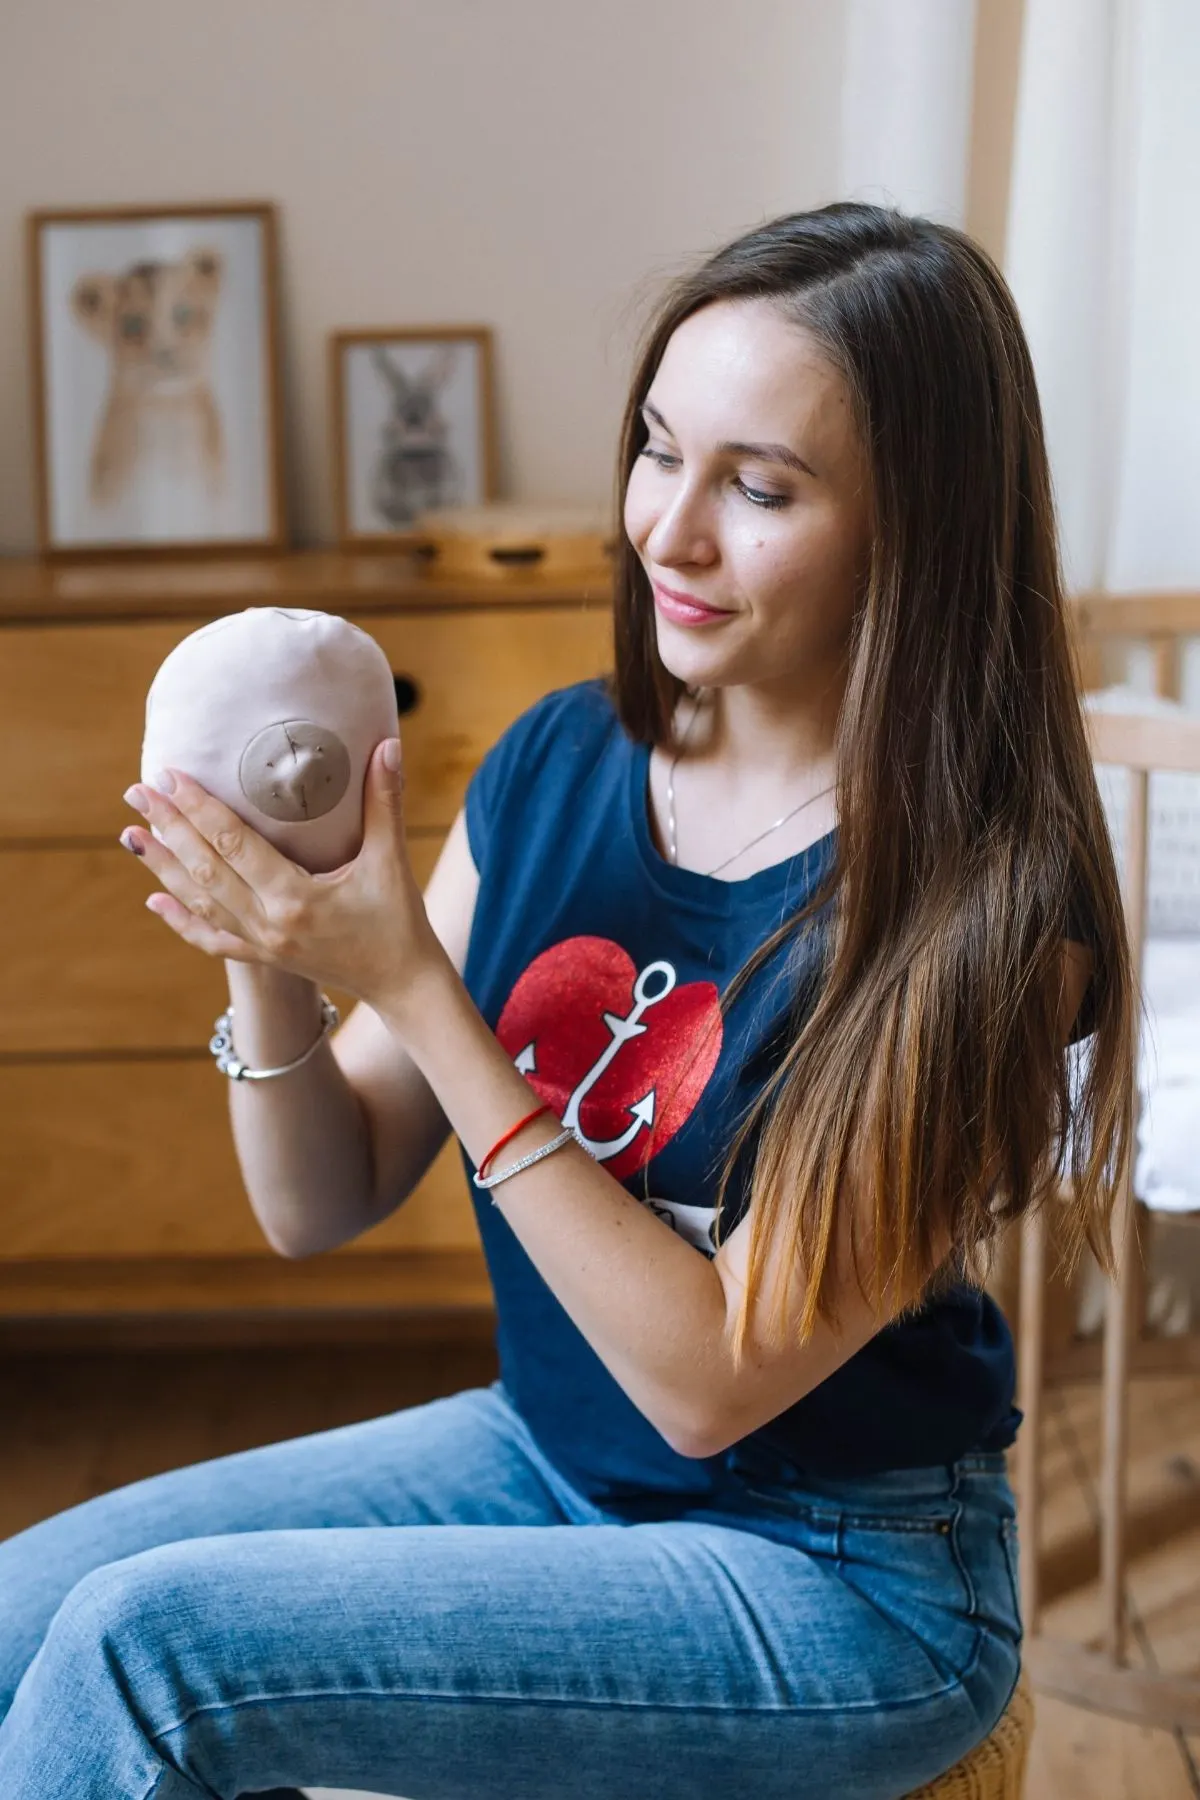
[1015, 589, 1200, 1732]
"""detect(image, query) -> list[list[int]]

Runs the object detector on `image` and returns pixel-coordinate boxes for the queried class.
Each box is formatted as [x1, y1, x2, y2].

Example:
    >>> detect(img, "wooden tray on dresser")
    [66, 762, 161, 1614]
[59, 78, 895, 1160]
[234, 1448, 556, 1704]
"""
[0, 551, 614, 1346]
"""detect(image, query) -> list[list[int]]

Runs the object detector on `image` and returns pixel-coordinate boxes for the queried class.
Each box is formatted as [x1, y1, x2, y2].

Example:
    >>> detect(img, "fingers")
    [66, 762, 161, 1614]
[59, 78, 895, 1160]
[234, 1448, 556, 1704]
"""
[142, 768, 301, 897]
[122, 814, 249, 944]
[122, 772, 267, 942]
[359, 737, 407, 866]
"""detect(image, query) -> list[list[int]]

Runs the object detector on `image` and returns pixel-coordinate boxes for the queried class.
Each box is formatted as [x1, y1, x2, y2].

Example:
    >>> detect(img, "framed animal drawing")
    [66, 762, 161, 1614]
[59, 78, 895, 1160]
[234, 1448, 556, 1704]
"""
[330, 325, 496, 550]
[27, 201, 286, 558]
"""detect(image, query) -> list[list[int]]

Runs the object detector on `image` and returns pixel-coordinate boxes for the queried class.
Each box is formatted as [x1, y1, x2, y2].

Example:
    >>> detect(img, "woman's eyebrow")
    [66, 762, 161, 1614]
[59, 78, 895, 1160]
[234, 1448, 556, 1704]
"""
[641, 401, 817, 479]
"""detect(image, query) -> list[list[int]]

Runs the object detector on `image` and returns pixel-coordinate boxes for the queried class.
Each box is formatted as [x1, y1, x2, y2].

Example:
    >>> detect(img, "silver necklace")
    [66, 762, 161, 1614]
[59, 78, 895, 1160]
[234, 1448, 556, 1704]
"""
[665, 693, 836, 878]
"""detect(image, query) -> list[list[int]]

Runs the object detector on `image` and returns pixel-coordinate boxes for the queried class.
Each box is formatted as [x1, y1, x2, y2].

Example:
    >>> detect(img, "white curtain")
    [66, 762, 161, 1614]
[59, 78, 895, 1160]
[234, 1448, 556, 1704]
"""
[839, 0, 978, 225]
[1005, 0, 1200, 600]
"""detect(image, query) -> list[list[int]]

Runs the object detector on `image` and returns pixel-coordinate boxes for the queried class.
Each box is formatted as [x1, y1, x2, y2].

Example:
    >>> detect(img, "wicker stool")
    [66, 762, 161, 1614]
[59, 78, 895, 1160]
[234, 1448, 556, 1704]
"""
[902, 1670, 1034, 1799]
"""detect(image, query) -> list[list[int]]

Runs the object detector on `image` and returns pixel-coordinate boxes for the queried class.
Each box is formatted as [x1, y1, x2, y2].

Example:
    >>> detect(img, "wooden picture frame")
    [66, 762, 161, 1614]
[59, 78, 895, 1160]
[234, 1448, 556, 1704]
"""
[329, 325, 497, 551]
[27, 200, 287, 560]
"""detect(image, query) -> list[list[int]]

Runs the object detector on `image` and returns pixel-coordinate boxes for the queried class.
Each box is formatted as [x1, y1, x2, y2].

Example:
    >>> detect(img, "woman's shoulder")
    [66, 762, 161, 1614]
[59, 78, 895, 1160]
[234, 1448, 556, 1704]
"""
[505, 672, 615, 741]
[488, 675, 620, 776]
[464, 674, 621, 870]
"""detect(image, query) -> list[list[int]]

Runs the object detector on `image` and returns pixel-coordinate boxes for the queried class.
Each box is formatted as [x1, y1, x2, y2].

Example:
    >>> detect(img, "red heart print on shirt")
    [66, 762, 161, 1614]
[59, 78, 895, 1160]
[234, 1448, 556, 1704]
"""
[494, 935, 724, 1182]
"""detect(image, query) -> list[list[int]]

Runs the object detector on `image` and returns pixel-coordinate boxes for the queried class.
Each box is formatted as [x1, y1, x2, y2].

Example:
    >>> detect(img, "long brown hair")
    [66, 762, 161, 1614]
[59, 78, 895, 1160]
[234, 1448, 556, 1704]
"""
[606, 201, 1137, 1362]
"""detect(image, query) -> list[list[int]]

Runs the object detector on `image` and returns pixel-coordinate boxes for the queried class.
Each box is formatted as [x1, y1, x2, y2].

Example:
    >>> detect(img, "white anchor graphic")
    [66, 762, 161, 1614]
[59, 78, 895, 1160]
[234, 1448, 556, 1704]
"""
[512, 959, 678, 1162]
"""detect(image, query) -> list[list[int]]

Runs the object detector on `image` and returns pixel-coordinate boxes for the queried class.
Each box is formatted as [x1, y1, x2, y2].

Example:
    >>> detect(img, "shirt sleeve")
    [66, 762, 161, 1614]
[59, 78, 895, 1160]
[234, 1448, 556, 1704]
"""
[463, 731, 507, 875]
[463, 679, 604, 878]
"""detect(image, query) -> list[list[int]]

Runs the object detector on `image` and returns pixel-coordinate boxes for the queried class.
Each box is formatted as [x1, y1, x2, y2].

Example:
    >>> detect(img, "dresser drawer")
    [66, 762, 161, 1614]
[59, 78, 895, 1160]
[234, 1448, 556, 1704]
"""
[1, 605, 612, 839]
[361, 611, 614, 819]
[0, 1060, 480, 1260]
[1, 835, 444, 1054]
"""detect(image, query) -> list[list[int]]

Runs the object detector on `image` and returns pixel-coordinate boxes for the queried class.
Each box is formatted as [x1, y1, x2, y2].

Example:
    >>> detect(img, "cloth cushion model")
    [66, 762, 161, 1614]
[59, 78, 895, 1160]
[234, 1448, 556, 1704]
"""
[141, 607, 399, 873]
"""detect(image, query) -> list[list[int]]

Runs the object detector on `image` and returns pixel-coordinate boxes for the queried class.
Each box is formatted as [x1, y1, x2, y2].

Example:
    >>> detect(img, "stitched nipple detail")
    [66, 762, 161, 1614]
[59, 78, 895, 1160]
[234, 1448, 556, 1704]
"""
[238, 720, 352, 822]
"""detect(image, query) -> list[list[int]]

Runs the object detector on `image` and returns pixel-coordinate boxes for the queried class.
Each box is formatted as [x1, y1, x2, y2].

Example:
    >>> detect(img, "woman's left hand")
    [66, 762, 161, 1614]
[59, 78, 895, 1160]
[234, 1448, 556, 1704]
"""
[119, 735, 445, 1010]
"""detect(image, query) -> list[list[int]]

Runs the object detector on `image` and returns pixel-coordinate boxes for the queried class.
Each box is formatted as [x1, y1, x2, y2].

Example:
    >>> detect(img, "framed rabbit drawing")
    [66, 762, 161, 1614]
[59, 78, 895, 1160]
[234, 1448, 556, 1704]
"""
[27, 201, 286, 559]
[330, 325, 496, 549]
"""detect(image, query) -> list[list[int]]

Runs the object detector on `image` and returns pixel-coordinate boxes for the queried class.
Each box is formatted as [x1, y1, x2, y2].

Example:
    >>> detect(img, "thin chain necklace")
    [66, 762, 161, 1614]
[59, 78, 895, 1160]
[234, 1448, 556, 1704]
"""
[665, 692, 836, 878]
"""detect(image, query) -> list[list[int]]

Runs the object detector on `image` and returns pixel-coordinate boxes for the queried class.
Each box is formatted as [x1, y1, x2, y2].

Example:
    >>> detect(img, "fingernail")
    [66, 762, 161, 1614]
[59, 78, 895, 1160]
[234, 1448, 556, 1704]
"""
[382, 739, 401, 773]
[123, 786, 150, 813]
[154, 769, 176, 794]
[119, 829, 144, 857]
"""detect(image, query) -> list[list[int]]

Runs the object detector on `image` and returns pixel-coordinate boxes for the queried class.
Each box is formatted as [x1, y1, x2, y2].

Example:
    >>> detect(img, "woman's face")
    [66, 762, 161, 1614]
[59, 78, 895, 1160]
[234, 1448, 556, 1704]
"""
[623, 298, 870, 702]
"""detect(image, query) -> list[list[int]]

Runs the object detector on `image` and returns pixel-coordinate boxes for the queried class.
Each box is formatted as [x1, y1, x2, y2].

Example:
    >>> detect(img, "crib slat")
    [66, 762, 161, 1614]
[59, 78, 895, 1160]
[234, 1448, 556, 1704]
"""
[1100, 764, 1150, 1661]
[1101, 1177, 1136, 1661]
[1150, 634, 1182, 702]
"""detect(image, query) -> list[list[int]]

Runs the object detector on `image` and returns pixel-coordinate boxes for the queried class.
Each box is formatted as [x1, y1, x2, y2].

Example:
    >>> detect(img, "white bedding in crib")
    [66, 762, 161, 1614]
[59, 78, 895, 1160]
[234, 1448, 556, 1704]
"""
[1132, 934, 1200, 1214]
[1079, 686, 1200, 1216]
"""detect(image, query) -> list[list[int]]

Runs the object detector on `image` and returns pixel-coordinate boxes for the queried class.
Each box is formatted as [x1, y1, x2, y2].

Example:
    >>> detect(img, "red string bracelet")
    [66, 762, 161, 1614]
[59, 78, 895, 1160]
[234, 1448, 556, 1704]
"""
[478, 1104, 553, 1180]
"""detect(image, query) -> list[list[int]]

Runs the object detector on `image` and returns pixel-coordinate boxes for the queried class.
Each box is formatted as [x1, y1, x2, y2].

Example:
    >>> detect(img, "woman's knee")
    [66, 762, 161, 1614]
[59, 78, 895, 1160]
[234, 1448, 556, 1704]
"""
[28, 1550, 166, 1685]
[0, 1549, 217, 1795]
[0, 1520, 98, 1725]
[0, 1551, 134, 1736]
[8, 1543, 227, 1761]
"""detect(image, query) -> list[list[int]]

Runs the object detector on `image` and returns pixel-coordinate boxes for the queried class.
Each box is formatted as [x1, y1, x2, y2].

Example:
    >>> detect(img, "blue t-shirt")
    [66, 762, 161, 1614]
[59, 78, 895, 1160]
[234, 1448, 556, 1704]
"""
[460, 676, 1021, 1508]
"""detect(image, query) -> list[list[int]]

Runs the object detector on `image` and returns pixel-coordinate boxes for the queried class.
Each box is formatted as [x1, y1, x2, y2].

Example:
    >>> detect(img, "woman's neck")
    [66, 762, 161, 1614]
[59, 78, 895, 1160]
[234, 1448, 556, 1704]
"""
[676, 682, 840, 794]
[648, 684, 841, 879]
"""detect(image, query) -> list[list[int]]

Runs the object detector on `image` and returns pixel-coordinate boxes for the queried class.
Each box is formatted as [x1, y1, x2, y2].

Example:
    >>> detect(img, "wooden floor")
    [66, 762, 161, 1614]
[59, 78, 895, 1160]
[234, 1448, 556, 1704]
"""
[2, 1339, 1198, 1798]
[1016, 1373, 1200, 1798]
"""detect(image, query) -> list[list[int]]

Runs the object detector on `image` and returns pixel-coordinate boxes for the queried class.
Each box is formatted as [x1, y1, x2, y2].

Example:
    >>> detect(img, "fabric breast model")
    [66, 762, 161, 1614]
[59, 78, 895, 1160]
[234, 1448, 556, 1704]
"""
[139, 606, 400, 873]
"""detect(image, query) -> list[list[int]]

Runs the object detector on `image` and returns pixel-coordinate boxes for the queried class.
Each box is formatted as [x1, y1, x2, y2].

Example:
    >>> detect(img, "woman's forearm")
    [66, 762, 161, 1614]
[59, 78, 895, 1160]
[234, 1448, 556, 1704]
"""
[221, 962, 378, 1257]
[374, 950, 732, 1458]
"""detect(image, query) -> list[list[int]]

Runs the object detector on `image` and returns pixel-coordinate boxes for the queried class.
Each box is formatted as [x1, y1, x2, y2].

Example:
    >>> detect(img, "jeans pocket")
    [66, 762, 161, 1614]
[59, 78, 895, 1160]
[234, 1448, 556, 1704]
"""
[837, 1509, 974, 1618]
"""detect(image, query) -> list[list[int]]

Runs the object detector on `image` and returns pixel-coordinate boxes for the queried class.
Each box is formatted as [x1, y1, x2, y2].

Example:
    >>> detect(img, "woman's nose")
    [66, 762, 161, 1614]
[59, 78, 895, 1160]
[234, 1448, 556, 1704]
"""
[645, 482, 717, 568]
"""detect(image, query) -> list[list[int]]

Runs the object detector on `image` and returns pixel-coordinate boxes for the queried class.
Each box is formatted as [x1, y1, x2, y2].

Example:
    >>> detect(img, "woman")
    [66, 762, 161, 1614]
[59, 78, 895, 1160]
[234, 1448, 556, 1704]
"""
[0, 203, 1134, 1800]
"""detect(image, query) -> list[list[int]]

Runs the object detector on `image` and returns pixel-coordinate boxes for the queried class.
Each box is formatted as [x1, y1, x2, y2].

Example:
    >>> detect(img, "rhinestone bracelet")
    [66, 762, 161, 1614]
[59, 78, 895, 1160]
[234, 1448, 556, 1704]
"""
[472, 1125, 583, 1199]
[209, 994, 340, 1082]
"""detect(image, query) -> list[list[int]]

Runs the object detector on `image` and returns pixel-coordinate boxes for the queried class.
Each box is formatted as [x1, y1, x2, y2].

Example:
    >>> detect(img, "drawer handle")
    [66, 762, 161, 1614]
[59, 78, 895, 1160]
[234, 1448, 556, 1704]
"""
[488, 544, 545, 567]
[392, 674, 422, 715]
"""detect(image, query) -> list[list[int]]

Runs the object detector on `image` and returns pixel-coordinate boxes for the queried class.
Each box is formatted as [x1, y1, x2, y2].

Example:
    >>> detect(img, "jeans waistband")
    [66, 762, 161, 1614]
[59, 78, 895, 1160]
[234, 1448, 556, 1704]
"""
[722, 1445, 1011, 1503]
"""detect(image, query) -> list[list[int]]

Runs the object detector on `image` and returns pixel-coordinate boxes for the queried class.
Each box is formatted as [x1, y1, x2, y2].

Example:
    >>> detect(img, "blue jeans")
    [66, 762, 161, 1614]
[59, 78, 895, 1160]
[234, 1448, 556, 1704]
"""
[0, 1378, 1022, 1800]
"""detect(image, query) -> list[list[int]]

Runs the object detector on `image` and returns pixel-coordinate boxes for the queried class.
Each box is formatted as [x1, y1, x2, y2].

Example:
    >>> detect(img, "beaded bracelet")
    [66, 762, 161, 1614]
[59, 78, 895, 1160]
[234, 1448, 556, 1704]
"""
[209, 995, 339, 1082]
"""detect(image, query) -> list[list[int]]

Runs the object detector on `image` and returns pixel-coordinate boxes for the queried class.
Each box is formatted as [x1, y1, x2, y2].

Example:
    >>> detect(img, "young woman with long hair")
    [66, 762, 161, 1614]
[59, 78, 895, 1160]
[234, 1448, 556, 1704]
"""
[0, 203, 1134, 1800]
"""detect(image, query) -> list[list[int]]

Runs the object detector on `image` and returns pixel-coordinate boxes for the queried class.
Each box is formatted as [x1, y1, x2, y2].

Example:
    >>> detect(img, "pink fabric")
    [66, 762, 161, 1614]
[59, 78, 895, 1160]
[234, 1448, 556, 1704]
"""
[141, 607, 399, 872]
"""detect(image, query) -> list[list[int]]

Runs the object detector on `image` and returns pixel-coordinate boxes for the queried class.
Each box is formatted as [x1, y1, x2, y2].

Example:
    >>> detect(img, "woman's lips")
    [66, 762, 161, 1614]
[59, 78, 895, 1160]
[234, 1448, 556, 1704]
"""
[652, 583, 734, 626]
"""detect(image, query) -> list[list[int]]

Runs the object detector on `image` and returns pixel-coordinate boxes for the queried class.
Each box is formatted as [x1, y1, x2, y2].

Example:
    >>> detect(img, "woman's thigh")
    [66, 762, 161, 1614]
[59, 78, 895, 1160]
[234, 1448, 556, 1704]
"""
[0, 1509, 1017, 1800]
[0, 1379, 573, 1720]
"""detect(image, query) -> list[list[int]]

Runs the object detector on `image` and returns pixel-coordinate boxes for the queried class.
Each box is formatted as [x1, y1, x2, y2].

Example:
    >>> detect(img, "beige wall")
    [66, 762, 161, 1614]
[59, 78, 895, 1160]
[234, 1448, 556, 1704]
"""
[0, 0, 846, 553]
[965, 0, 1026, 261]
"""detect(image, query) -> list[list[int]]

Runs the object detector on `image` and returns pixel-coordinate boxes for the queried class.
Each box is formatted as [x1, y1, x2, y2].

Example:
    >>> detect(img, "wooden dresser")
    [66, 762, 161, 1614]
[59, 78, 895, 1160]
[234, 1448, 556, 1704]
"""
[0, 551, 614, 1346]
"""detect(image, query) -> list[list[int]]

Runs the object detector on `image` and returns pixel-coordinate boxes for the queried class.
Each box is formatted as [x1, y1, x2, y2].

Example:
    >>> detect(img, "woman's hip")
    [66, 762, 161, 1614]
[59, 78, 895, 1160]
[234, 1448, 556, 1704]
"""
[693, 1448, 1023, 1721]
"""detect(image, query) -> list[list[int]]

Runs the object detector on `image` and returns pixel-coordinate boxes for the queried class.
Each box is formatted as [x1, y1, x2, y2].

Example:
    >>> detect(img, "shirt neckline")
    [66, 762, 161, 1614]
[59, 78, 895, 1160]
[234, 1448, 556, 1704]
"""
[626, 734, 838, 910]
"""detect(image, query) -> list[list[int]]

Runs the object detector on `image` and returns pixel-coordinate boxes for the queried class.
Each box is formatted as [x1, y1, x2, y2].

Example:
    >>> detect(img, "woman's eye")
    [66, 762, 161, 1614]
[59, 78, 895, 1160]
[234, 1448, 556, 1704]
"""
[735, 479, 788, 510]
[637, 446, 787, 510]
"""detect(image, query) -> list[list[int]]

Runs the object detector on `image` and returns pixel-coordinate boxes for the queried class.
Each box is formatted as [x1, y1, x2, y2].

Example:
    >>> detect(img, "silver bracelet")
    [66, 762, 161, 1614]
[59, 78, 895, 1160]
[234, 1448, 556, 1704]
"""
[473, 1125, 582, 1200]
[209, 994, 340, 1082]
